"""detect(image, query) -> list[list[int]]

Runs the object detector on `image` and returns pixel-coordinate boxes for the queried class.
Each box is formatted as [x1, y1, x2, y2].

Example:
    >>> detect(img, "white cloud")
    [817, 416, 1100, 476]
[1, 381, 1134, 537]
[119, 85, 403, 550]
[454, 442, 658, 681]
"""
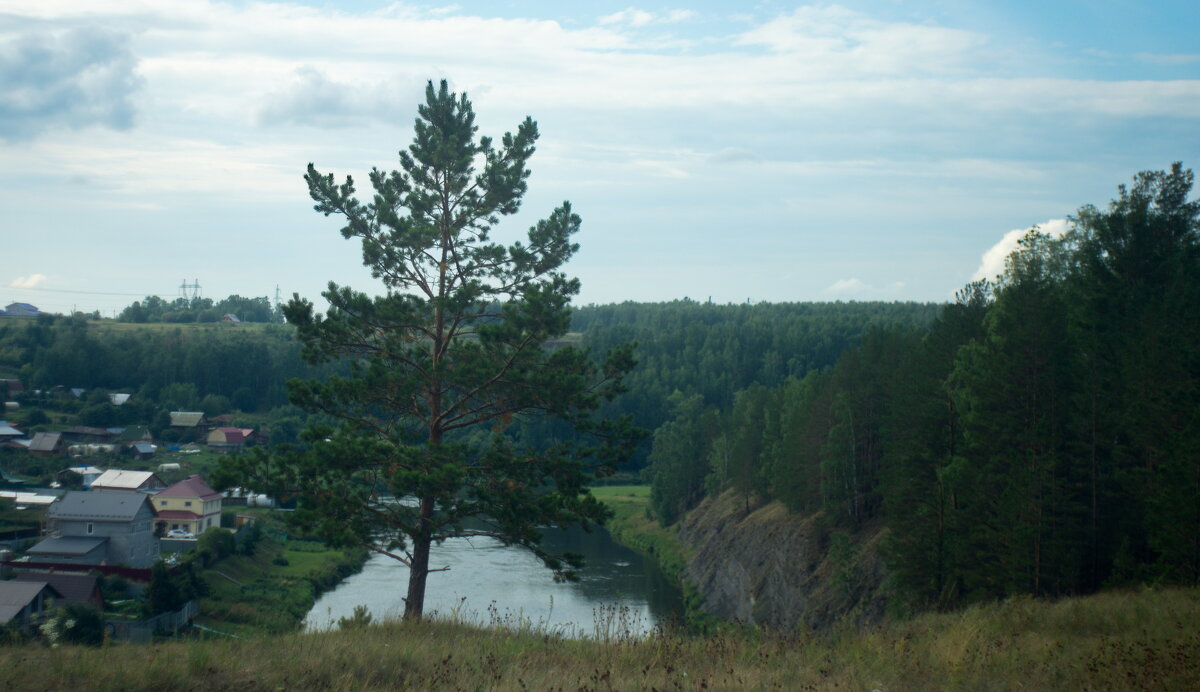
[599, 8, 694, 28]
[10, 274, 47, 289]
[971, 218, 1072, 282]
[823, 277, 869, 296]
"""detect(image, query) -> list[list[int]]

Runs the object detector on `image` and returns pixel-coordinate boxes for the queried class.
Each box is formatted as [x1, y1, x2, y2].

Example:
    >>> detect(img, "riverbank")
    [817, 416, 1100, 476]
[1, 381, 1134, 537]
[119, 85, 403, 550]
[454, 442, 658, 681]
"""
[195, 514, 369, 636]
[3, 586, 1195, 690]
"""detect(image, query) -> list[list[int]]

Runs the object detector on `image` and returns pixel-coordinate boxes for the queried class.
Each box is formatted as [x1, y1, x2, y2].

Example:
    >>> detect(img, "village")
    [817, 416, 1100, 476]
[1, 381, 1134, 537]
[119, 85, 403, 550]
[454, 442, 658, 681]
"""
[0, 378, 278, 644]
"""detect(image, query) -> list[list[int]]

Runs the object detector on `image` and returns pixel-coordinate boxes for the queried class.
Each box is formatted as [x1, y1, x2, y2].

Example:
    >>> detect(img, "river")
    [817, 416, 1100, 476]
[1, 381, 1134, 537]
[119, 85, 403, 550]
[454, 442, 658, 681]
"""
[304, 525, 684, 637]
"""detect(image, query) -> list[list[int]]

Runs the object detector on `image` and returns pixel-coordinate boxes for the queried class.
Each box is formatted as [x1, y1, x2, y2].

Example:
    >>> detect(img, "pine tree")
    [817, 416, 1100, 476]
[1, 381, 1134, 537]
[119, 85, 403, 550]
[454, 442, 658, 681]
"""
[220, 80, 639, 619]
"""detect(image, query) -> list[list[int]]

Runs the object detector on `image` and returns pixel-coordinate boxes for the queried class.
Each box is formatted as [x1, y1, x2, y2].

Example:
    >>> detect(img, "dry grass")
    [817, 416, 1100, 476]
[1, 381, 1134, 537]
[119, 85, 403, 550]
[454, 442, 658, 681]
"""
[1, 586, 1196, 690]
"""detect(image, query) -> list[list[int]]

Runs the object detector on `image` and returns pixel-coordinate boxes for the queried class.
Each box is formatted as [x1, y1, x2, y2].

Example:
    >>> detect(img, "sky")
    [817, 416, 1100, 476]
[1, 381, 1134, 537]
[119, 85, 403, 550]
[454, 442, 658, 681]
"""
[2, 0, 1198, 316]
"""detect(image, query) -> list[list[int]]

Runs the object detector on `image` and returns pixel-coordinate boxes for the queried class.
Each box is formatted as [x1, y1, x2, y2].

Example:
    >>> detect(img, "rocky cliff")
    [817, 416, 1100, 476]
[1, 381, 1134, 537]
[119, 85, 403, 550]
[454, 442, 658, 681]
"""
[676, 490, 887, 631]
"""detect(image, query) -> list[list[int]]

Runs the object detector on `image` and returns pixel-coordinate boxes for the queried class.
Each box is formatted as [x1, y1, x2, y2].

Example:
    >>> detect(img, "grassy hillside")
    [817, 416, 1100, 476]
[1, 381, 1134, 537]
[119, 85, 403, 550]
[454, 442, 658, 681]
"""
[0, 586, 1195, 690]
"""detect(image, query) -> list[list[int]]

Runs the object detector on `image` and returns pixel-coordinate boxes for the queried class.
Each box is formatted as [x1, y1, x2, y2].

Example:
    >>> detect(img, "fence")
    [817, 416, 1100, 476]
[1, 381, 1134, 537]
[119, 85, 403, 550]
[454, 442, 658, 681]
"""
[105, 600, 199, 644]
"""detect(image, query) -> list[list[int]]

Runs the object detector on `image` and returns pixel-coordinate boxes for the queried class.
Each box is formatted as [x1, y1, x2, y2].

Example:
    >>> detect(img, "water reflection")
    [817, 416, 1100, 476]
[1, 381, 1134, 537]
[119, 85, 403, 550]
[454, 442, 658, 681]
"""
[305, 525, 683, 637]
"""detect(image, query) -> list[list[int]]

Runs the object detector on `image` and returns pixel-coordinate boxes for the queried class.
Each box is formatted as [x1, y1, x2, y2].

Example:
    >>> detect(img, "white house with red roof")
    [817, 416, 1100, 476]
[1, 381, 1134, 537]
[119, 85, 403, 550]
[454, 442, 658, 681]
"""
[151, 474, 223, 536]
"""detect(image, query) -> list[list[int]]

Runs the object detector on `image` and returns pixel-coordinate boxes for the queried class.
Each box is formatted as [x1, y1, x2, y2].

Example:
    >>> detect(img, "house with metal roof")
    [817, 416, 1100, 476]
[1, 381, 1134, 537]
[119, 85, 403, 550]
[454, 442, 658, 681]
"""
[0, 581, 62, 627]
[2, 303, 39, 317]
[91, 469, 166, 493]
[56, 465, 104, 488]
[29, 431, 65, 458]
[14, 572, 104, 610]
[207, 426, 255, 454]
[0, 420, 23, 440]
[152, 475, 222, 536]
[29, 490, 160, 568]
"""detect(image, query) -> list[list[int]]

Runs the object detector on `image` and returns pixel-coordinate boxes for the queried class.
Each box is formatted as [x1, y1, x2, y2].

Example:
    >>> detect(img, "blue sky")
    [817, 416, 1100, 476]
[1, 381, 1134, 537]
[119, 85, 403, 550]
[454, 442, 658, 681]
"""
[2, 1, 1198, 315]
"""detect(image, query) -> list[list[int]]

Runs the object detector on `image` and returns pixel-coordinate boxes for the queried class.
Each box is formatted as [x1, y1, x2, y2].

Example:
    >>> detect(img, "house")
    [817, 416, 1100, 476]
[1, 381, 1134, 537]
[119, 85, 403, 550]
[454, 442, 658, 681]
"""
[206, 427, 254, 454]
[91, 469, 166, 493]
[28, 490, 160, 568]
[29, 432, 65, 458]
[0, 581, 63, 627]
[169, 411, 208, 441]
[152, 475, 222, 536]
[2, 302, 40, 318]
[56, 465, 104, 488]
[129, 443, 157, 461]
[109, 393, 131, 406]
[116, 426, 153, 445]
[0, 420, 23, 442]
[62, 426, 114, 444]
[14, 572, 104, 610]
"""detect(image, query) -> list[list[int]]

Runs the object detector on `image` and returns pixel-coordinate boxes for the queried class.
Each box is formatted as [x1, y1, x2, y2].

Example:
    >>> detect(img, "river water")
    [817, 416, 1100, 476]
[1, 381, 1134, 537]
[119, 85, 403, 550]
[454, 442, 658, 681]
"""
[305, 525, 684, 637]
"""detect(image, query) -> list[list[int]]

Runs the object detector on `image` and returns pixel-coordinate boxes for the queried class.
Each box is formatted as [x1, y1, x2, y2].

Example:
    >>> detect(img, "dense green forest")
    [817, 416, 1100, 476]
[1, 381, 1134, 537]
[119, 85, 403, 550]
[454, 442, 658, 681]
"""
[117, 294, 282, 323]
[647, 164, 1200, 610]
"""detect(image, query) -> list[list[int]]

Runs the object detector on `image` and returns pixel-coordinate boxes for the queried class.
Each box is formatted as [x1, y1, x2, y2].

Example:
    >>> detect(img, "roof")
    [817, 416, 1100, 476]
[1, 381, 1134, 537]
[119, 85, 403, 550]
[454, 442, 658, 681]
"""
[0, 581, 63, 624]
[109, 393, 131, 406]
[47, 491, 153, 521]
[92, 469, 162, 490]
[155, 509, 201, 520]
[157, 474, 221, 501]
[116, 426, 152, 442]
[29, 432, 63, 452]
[132, 443, 156, 454]
[62, 466, 105, 476]
[170, 412, 205, 427]
[63, 426, 112, 437]
[4, 303, 37, 311]
[0, 490, 59, 506]
[27, 536, 108, 556]
[0, 421, 22, 437]
[14, 573, 101, 605]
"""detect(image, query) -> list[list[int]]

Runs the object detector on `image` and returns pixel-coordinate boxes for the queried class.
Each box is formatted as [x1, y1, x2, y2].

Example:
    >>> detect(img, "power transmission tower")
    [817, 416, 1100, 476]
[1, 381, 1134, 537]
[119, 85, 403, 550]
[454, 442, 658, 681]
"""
[179, 278, 202, 301]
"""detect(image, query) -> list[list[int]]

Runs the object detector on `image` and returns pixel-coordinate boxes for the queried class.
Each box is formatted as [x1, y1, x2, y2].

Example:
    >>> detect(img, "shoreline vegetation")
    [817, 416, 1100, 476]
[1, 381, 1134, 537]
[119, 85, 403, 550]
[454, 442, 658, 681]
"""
[0, 585, 1194, 690]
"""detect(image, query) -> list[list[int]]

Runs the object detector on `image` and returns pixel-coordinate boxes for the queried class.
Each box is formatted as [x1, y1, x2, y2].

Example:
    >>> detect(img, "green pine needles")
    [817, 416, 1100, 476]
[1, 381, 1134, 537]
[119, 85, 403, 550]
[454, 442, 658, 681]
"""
[220, 80, 640, 619]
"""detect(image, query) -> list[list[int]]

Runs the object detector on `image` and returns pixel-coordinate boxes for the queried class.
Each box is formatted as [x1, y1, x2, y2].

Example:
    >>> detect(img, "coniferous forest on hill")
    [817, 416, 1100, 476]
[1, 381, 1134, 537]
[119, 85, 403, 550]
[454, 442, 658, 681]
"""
[1, 164, 1197, 619]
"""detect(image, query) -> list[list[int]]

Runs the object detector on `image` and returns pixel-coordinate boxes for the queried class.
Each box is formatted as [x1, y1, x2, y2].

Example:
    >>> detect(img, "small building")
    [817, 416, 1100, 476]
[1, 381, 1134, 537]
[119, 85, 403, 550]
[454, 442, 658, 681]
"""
[152, 475, 223, 536]
[30, 490, 160, 568]
[116, 426, 153, 445]
[129, 443, 157, 461]
[62, 426, 115, 444]
[29, 432, 65, 458]
[91, 469, 166, 493]
[206, 427, 254, 454]
[0, 581, 62, 627]
[0, 420, 23, 442]
[14, 572, 104, 610]
[169, 411, 208, 441]
[109, 393, 132, 406]
[56, 465, 105, 488]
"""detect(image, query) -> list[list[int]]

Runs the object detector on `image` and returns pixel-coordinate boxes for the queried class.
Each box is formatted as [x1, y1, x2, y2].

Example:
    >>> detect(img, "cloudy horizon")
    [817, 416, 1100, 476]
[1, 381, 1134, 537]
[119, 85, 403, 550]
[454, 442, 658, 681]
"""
[3, 1, 1198, 315]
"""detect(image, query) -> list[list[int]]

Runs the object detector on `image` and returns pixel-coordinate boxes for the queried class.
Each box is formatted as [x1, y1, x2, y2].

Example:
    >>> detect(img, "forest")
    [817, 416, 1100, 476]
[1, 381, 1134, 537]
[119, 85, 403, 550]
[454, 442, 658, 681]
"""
[647, 164, 1200, 610]
[2, 164, 1196, 618]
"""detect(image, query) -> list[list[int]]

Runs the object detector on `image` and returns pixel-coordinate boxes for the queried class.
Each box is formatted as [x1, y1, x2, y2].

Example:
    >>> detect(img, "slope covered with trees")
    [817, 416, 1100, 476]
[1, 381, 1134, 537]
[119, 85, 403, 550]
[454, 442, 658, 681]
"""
[648, 164, 1200, 611]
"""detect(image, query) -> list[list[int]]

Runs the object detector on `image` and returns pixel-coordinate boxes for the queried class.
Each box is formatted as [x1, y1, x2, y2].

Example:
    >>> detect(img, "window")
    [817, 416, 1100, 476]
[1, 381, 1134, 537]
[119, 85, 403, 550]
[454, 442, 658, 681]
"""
[185, 501, 192, 507]
[87, 522, 93, 535]
[161, 500, 168, 507]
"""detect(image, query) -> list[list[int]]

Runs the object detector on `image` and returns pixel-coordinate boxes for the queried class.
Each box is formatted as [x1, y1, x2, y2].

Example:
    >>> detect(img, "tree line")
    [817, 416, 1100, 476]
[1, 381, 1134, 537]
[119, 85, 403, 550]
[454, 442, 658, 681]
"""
[647, 164, 1200, 610]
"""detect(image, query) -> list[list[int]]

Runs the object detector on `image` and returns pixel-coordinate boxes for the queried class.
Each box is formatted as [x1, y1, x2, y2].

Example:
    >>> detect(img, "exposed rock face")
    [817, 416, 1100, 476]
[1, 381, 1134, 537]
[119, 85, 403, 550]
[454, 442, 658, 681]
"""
[676, 490, 887, 631]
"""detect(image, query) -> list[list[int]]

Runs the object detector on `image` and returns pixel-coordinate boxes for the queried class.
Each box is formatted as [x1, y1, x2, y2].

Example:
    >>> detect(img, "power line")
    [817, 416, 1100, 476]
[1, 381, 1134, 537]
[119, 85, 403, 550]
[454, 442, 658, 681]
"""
[5, 285, 173, 298]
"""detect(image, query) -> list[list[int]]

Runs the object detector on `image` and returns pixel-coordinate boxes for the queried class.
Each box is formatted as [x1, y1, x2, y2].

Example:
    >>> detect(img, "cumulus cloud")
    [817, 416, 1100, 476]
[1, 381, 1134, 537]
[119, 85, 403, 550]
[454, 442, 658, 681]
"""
[10, 274, 47, 289]
[0, 27, 142, 140]
[971, 218, 1072, 281]
[256, 67, 428, 128]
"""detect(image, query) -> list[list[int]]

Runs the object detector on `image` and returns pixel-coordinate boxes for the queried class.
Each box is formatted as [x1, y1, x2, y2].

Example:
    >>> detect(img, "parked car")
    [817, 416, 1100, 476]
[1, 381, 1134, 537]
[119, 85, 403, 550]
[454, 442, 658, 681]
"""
[166, 529, 194, 539]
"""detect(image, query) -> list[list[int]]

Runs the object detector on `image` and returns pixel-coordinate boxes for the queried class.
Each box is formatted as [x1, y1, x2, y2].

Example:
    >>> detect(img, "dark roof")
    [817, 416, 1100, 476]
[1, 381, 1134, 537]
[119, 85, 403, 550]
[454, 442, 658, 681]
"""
[0, 582, 63, 624]
[14, 572, 101, 606]
[63, 426, 113, 437]
[27, 536, 108, 556]
[47, 491, 153, 521]
[157, 475, 221, 501]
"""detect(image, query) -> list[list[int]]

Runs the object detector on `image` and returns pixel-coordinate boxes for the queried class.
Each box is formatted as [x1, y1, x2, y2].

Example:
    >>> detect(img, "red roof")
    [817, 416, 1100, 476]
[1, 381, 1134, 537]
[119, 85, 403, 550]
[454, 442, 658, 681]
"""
[155, 509, 202, 520]
[156, 474, 222, 501]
